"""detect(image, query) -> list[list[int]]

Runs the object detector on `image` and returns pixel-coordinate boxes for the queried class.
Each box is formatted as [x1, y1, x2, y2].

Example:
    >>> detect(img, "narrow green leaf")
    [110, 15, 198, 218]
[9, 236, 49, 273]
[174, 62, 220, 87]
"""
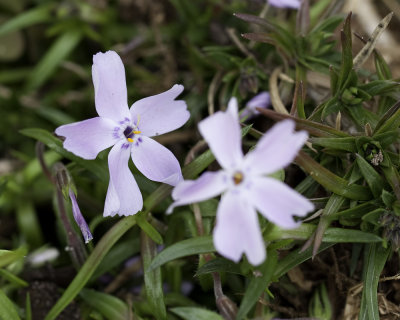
[44, 216, 137, 320]
[0, 269, 28, 287]
[355, 154, 385, 198]
[26, 293, 32, 320]
[329, 201, 378, 220]
[296, 151, 371, 200]
[236, 250, 277, 320]
[20, 128, 108, 181]
[329, 66, 339, 95]
[274, 243, 334, 279]
[141, 231, 166, 320]
[136, 214, 163, 244]
[257, 108, 350, 137]
[0, 4, 53, 37]
[266, 224, 382, 243]
[359, 244, 390, 320]
[149, 236, 215, 271]
[312, 194, 346, 256]
[374, 100, 400, 135]
[0, 247, 27, 268]
[25, 31, 82, 91]
[80, 289, 130, 320]
[195, 258, 242, 276]
[374, 51, 391, 80]
[91, 238, 140, 281]
[170, 307, 223, 320]
[338, 13, 353, 90]
[310, 136, 356, 152]
[0, 289, 21, 320]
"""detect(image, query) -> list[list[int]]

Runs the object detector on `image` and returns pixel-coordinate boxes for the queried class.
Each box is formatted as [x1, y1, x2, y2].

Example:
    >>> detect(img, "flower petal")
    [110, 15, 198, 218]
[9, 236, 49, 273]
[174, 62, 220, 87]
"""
[244, 120, 308, 175]
[167, 171, 227, 213]
[55, 117, 118, 160]
[104, 141, 143, 216]
[92, 51, 131, 122]
[198, 97, 243, 170]
[213, 191, 265, 265]
[240, 91, 270, 120]
[131, 136, 183, 186]
[130, 84, 190, 137]
[248, 177, 314, 229]
[268, 0, 301, 9]
[69, 189, 93, 243]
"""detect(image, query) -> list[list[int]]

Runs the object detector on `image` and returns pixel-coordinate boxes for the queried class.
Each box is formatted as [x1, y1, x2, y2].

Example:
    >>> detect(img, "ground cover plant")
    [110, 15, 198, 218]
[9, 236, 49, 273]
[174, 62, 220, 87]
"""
[2, 0, 400, 319]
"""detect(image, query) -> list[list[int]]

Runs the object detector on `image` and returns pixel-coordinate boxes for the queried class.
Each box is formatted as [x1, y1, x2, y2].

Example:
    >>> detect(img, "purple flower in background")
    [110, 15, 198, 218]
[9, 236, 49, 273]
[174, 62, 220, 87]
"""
[69, 189, 93, 243]
[56, 51, 190, 216]
[240, 91, 270, 121]
[167, 98, 313, 265]
[268, 0, 302, 9]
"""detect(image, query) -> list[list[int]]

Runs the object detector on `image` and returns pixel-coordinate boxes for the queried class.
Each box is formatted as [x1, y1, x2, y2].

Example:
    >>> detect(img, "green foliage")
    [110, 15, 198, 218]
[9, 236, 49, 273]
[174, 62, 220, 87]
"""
[2, 0, 400, 319]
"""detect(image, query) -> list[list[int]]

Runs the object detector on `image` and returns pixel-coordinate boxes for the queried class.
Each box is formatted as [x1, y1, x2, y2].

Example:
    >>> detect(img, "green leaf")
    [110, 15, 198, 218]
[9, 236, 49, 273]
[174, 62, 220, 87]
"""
[26, 293, 32, 320]
[44, 216, 137, 320]
[141, 231, 167, 320]
[355, 154, 385, 198]
[0, 4, 54, 37]
[80, 289, 130, 320]
[149, 236, 215, 271]
[136, 214, 163, 244]
[25, 30, 82, 91]
[20, 128, 108, 181]
[91, 238, 140, 281]
[170, 307, 223, 320]
[0, 247, 27, 268]
[236, 250, 277, 320]
[266, 224, 382, 243]
[338, 13, 353, 91]
[329, 201, 379, 220]
[310, 136, 356, 152]
[374, 51, 391, 80]
[195, 258, 242, 276]
[274, 243, 334, 279]
[257, 108, 350, 137]
[0, 269, 28, 287]
[358, 80, 399, 96]
[359, 244, 390, 320]
[296, 151, 371, 200]
[0, 289, 21, 320]
[374, 100, 400, 135]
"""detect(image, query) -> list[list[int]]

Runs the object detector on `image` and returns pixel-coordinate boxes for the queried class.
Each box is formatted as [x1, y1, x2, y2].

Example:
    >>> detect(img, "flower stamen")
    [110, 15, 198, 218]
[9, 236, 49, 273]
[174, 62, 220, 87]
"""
[232, 171, 244, 185]
[124, 126, 141, 143]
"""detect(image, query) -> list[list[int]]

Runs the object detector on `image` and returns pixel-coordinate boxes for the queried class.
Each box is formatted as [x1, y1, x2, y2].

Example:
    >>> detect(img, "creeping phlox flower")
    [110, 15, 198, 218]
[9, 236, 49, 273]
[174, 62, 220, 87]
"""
[168, 98, 314, 265]
[240, 91, 270, 121]
[268, 0, 302, 9]
[56, 51, 189, 216]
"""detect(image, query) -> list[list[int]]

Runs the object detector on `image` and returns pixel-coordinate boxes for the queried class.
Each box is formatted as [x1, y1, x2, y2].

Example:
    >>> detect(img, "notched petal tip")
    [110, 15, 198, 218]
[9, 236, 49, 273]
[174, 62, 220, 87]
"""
[170, 83, 184, 96]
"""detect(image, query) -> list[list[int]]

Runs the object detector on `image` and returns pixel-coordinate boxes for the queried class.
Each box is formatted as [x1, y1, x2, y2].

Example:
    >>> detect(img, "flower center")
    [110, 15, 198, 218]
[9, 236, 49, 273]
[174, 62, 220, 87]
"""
[123, 126, 141, 143]
[232, 171, 244, 185]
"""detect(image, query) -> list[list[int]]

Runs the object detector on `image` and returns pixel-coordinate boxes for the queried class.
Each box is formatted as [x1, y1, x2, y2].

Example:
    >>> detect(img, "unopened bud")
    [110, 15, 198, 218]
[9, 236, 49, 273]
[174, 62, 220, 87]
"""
[69, 189, 93, 244]
[53, 162, 72, 200]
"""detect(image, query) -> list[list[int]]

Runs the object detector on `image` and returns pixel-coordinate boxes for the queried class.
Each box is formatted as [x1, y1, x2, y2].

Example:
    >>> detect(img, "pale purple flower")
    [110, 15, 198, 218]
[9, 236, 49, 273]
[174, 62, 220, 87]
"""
[56, 51, 190, 216]
[69, 189, 93, 243]
[240, 91, 270, 120]
[268, 0, 302, 9]
[167, 98, 314, 265]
